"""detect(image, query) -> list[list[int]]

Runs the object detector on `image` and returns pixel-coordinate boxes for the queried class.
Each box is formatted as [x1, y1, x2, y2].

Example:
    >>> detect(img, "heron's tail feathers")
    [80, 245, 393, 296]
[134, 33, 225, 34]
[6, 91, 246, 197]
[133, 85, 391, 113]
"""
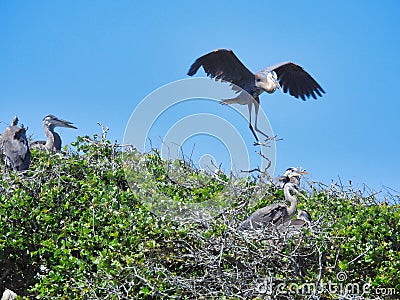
[220, 92, 252, 106]
[220, 97, 238, 105]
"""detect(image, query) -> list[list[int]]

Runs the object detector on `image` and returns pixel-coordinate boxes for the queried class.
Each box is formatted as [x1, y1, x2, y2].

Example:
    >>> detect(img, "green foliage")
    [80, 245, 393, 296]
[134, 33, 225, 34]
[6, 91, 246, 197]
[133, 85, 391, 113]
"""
[0, 133, 399, 299]
[300, 186, 400, 297]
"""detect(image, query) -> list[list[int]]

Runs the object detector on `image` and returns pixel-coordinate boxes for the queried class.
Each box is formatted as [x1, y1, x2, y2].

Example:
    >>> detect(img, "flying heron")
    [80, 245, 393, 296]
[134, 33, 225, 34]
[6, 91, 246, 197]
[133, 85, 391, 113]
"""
[1, 116, 31, 171]
[30, 115, 77, 151]
[187, 49, 325, 144]
[238, 168, 307, 231]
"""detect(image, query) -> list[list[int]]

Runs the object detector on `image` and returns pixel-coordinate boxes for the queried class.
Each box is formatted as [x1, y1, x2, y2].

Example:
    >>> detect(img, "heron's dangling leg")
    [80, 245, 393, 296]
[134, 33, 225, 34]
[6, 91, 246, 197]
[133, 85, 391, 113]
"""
[253, 99, 270, 141]
[247, 101, 259, 144]
[220, 93, 268, 146]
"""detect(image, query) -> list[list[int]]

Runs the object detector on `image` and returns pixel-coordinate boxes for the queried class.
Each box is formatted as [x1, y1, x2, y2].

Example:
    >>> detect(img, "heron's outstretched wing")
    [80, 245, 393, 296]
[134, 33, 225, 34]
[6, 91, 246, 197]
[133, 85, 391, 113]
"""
[187, 49, 255, 94]
[265, 62, 325, 100]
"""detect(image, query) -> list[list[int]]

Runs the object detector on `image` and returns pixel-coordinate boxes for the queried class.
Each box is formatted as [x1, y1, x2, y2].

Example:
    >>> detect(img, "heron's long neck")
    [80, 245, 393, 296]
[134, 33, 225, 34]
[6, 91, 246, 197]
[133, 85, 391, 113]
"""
[284, 184, 298, 218]
[44, 126, 55, 151]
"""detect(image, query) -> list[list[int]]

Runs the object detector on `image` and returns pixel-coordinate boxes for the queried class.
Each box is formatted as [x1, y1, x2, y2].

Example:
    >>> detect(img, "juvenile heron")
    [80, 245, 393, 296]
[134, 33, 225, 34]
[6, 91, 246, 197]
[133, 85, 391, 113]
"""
[1, 116, 31, 171]
[238, 168, 307, 231]
[31, 115, 77, 151]
[187, 49, 325, 144]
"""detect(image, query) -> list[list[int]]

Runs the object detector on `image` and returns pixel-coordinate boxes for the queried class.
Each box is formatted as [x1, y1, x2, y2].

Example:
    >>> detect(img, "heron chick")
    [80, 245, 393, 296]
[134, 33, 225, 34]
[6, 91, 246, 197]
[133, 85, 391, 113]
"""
[31, 115, 77, 151]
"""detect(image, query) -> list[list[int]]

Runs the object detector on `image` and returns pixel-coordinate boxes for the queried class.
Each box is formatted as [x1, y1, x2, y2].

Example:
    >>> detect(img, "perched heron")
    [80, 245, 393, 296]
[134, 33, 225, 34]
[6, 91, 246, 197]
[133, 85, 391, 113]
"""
[187, 49, 325, 144]
[31, 115, 77, 151]
[238, 168, 307, 231]
[1, 116, 31, 171]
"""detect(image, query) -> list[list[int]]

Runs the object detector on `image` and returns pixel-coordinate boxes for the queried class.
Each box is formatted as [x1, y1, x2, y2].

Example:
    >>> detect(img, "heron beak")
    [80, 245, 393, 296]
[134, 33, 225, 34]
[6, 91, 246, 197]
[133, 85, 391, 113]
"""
[61, 121, 77, 129]
[55, 118, 77, 129]
[292, 170, 308, 177]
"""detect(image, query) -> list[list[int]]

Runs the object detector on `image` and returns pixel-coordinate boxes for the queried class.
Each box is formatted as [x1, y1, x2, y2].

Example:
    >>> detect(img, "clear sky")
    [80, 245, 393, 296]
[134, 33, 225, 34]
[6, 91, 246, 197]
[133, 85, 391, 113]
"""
[1, 1, 399, 194]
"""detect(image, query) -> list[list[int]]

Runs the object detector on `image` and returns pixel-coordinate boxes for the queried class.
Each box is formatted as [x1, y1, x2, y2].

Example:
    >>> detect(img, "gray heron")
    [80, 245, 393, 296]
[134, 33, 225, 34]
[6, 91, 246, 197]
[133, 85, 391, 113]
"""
[238, 168, 307, 230]
[1, 116, 31, 171]
[30, 115, 77, 151]
[187, 49, 325, 144]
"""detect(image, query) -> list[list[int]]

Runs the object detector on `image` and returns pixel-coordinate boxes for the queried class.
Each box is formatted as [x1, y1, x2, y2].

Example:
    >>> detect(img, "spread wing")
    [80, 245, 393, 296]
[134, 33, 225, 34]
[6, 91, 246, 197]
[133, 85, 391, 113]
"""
[265, 62, 325, 100]
[187, 49, 256, 94]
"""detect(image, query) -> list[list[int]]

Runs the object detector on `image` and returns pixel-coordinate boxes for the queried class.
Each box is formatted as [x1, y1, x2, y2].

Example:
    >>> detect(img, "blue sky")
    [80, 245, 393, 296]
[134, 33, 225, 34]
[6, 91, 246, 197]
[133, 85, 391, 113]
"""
[1, 1, 399, 194]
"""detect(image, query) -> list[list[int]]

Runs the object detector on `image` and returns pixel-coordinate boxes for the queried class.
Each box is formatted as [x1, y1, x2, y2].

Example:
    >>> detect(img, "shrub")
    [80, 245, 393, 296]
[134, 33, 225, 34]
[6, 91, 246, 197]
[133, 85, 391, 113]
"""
[0, 131, 398, 299]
